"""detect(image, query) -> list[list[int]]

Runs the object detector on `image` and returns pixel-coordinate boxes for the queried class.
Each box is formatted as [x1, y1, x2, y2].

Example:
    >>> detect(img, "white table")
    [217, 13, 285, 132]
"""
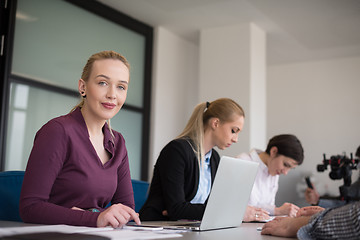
[0, 221, 295, 239]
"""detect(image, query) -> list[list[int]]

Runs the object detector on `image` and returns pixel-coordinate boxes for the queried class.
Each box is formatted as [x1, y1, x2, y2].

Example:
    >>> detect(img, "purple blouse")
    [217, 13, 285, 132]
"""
[19, 107, 135, 227]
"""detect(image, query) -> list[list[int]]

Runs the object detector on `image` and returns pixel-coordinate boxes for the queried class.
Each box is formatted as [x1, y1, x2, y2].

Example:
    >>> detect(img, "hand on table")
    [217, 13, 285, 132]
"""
[296, 206, 324, 217]
[243, 205, 270, 222]
[275, 202, 299, 217]
[261, 216, 310, 237]
[96, 203, 141, 228]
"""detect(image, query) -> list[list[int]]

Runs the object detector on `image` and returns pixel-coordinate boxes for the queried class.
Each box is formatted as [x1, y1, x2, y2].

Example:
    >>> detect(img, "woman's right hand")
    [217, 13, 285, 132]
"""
[96, 203, 141, 228]
[243, 205, 270, 222]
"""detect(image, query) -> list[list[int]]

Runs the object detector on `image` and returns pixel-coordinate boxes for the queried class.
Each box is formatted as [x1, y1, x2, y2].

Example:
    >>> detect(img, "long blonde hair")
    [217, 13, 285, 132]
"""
[177, 98, 245, 165]
[70, 51, 130, 136]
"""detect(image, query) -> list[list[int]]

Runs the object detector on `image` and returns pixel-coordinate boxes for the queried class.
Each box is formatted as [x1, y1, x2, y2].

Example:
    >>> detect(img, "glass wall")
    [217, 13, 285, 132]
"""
[3, 0, 152, 180]
[5, 82, 78, 170]
[12, 0, 146, 107]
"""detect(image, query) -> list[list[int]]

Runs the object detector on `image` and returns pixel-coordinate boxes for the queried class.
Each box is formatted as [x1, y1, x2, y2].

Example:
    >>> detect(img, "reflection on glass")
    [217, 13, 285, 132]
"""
[5, 83, 78, 170]
[7, 111, 27, 170]
[111, 110, 143, 180]
[12, 0, 145, 107]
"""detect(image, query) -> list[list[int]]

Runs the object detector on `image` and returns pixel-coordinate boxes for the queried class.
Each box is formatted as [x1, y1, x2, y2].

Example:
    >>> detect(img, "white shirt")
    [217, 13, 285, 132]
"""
[237, 149, 279, 215]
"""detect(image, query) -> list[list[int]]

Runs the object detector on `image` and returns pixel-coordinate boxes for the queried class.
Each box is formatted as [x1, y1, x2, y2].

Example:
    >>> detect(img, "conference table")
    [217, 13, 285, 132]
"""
[163, 222, 294, 240]
[0, 221, 295, 239]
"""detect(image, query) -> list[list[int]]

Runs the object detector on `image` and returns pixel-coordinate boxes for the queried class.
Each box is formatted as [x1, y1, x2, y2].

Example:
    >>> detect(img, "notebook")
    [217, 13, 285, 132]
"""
[134, 156, 259, 231]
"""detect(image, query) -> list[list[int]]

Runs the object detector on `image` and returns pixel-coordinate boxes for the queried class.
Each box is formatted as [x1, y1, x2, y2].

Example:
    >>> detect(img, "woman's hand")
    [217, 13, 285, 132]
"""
[275, 202, 299, 217]
[96, 203, 141, 228]
[296, 206, 325, 217]
[261, 216, 310, 237]
[243, 205, 270, 222]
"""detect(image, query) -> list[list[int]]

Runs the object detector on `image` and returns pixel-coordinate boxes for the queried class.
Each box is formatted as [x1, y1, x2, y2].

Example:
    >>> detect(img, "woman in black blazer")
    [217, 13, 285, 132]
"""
[140, 98, 245, 221]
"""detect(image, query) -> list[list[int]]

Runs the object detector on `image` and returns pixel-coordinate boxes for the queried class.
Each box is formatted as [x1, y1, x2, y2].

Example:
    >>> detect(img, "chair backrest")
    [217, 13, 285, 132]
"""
[131, 179, 149, 212]
[0, 171, 25, 222]
[0, 171, 149, 221]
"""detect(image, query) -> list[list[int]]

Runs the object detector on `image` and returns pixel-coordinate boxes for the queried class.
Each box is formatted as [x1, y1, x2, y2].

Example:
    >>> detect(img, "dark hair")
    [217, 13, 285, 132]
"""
[265, 134, 304, 165]
[356, 145, 360, 158]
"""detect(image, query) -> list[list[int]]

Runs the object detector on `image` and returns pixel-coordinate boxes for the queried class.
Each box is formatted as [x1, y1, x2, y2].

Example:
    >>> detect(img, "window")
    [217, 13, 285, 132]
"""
[0, 0, 153, 180]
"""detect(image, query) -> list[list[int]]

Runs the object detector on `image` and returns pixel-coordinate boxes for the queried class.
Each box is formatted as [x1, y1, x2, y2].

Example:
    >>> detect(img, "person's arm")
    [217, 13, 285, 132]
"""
[261, 216, 311, 237]
[296, 206, 325, 217]
[243, 205, 270, 222]
[297, 201, 360, 239]
[158, 140, 205, 220]
[275, 202, 300, 217]
[20, 121, 99, 227]
[262, 205, 325, 237]
[111, 135, 135, 210]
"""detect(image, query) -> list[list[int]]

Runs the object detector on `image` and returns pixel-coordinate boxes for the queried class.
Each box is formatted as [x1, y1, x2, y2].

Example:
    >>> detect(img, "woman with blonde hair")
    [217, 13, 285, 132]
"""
[140, 98, 245, 220]
[20, 51, 140, 228]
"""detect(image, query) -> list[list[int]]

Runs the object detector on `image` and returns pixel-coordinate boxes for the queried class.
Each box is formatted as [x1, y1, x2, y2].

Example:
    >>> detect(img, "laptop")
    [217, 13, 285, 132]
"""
[133, 156, 259, 231]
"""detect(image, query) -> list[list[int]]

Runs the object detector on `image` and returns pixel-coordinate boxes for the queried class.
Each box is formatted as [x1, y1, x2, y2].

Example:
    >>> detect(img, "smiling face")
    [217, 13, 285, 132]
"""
[267, 147, 298, 176]
[211, 114, 244, 150]
[79, 58, 129, 122]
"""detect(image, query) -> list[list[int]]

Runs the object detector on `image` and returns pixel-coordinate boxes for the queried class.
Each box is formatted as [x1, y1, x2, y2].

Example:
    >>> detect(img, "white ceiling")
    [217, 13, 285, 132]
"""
[99, 0, 360, 65]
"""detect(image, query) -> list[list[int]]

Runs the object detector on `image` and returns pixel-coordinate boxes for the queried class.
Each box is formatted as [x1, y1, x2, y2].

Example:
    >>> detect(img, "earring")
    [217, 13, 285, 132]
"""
[81, 91, 86, 98]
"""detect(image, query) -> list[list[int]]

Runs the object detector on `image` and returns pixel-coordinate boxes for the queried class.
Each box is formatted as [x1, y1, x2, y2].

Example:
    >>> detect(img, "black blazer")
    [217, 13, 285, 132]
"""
[139, 138, 220, 221]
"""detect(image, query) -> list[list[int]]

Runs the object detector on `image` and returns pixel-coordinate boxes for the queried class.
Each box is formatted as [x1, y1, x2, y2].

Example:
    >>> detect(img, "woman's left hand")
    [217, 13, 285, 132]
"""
[243, 205, 270, 222]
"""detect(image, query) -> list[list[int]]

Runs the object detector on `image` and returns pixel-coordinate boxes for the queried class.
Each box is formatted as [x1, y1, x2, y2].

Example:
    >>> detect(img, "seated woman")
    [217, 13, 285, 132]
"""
[139, 98, 245, 221]
[239, 134, 304, 221]
[19, 51, 140, 228]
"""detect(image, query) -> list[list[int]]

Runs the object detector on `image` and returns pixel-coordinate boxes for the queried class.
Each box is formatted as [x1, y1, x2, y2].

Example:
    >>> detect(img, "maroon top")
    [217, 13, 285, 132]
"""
[19, 107, 135, 227]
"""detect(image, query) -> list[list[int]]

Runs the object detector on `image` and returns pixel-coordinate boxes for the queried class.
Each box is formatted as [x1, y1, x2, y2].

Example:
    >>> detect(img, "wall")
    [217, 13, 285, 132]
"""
[198, 23, 267, 158]
[199, 24, 251, 158]
[149, 27, 199, 179]
[149, 25, 360, 208]
[268, 56, 360, 206]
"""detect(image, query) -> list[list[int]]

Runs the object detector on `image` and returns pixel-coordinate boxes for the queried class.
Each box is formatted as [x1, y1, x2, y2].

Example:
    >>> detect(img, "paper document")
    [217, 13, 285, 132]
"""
[0, 224, 182, 239]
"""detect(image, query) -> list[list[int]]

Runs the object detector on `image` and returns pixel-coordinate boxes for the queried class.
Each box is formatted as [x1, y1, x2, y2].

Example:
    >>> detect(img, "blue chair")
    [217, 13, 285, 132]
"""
[0, 170, 149, 221]
[131, 179, 149, 212]
[0, 171, 25, 222]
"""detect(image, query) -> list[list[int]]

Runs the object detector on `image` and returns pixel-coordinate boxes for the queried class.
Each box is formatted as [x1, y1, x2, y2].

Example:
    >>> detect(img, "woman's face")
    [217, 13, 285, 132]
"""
[267, 147, 298, 176]
[79, 58, 129, 122]
[212, 115, 244, 150]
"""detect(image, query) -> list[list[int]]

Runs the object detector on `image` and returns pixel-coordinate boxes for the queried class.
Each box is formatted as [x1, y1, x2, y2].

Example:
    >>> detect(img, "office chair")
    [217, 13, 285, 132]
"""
[131, 179, 150, 212]
[0, 170, 149, 221]
[0, 171, 25, 222]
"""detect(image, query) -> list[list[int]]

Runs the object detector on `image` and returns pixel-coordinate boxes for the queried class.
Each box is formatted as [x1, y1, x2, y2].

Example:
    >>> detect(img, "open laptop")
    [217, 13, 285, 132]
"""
[133, 156, 259, 231]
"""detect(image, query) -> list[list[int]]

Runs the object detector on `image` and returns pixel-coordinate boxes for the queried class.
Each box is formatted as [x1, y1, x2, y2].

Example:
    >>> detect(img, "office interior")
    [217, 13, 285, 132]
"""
[1, 0, 360, 210]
